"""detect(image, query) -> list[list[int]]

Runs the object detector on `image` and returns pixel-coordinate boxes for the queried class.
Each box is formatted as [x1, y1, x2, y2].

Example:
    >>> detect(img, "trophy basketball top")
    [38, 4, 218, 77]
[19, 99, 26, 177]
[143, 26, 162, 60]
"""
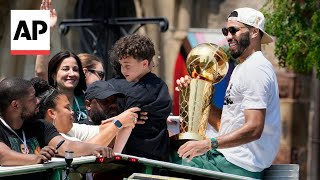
[186, 43, 229, 84]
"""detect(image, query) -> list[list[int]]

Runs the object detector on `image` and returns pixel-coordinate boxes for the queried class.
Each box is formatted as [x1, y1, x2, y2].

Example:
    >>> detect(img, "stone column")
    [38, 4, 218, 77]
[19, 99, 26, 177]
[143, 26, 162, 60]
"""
[136, 0, 192, 97]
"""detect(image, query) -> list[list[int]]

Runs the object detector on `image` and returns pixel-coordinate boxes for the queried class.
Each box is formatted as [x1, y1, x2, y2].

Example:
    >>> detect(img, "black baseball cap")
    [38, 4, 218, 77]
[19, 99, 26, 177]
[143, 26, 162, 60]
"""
[85, 80, 125, 100]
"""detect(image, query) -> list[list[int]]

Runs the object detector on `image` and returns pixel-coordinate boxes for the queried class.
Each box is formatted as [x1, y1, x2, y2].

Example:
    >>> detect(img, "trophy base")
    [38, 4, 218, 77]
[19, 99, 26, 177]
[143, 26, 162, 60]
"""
[178, 132, 205, 141]
[170, 133, 206, 151]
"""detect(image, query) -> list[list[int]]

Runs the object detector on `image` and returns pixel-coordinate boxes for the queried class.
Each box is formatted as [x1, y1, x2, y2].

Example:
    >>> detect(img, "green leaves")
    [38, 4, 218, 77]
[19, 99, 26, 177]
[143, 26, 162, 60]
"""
[262, 0, 320, 78]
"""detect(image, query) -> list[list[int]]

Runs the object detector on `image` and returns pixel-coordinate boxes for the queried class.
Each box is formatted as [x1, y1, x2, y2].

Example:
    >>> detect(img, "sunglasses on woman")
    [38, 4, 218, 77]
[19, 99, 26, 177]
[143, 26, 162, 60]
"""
[221, 26, 247, 36]
[87, 69, 105, 80]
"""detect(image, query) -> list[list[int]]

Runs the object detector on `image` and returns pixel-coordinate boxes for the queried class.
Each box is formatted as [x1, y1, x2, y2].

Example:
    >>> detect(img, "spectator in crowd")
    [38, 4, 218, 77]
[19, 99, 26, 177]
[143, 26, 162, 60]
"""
[47, 51, 88, 123]
[85, 80, 148, 152]
[84, 80, 126, 125]
[109, 34, 172, 161]
[78, 53, 105, 85]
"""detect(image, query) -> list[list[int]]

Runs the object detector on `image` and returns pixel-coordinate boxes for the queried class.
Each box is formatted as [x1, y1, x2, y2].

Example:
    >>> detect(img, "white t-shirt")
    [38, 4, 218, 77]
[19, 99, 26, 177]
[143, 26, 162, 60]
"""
[60, 133, 81, 141]
[205, 124, 218, 138]
[67, 123, 99, 142]
[218, 51, 281, 172]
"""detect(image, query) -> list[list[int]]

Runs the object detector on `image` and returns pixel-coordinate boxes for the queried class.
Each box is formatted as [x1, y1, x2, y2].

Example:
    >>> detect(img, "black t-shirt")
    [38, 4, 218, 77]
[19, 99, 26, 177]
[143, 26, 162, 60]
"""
[0, 119, 59, 154]
[0, 119, 59, 179]
[108, 72, 172, 160]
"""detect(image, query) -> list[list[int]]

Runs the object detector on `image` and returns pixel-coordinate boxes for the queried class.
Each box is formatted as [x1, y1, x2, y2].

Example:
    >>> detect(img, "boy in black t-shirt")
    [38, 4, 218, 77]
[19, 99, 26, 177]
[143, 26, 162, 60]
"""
[110, 34, 172, 161]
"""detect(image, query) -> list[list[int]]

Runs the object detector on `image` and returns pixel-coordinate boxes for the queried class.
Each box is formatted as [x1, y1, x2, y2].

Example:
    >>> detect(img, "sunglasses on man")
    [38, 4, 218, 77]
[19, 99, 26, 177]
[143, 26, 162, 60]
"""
[221, 26, 247, 36]
[88, 69, 105, 80]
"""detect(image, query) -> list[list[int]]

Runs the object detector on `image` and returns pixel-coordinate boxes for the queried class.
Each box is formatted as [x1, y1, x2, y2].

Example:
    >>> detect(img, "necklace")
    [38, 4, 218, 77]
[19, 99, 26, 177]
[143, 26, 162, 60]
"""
[0, 116, 29, 154]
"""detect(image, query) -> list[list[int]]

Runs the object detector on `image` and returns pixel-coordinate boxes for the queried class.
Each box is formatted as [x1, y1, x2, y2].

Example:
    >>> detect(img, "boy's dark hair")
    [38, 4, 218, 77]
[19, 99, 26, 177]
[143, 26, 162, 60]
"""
[0, 77, 33, 113]
[111, 34, 155, 63]
[48, 51, 87, 96]
[109, 50, 124, 78]
[30, 77, 61, 119]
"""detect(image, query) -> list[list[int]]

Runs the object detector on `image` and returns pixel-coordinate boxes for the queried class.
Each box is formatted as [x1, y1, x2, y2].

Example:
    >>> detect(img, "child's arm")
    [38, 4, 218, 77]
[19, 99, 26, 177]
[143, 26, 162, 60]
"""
[35, 0, 57, 80]
[113, 127, 132, 153]
[35, 55, 49, 80]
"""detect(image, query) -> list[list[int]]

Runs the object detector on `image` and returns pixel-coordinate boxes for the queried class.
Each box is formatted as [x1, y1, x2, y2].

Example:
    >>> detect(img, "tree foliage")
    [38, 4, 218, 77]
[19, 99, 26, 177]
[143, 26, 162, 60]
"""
[262, 0, 320, 78]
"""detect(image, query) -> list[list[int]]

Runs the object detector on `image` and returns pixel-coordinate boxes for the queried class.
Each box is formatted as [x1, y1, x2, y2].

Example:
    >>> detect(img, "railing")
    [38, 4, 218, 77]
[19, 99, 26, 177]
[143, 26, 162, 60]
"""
[0, 154, 299, 180]
[0, 156, 96, 177]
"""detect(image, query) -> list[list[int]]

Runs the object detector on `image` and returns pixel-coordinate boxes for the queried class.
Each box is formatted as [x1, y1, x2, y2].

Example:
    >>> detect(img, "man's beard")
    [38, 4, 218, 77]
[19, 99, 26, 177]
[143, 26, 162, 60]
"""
[89, 109, 108, 125]
[89, 103, 119, 125]
[21, 106, 37, 121]
[230, 32, 250, 59]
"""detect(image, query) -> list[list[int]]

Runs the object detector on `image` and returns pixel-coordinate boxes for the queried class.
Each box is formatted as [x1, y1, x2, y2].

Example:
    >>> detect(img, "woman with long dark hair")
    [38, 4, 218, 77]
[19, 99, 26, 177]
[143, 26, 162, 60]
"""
[48, 51, 87, 123]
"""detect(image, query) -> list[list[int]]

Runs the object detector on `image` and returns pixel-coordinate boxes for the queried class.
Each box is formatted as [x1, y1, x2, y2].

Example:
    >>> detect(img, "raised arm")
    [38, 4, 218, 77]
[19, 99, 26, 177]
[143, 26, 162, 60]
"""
[35, 56, 49, 80]
[35, 0, 57, 80]
[86, 107, 141, 146]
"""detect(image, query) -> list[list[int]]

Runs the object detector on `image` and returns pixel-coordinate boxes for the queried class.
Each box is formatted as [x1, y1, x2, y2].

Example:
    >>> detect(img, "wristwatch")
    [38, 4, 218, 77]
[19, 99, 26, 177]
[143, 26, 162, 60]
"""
[210, 138, 219, 150]
[112, 119, 122, 129]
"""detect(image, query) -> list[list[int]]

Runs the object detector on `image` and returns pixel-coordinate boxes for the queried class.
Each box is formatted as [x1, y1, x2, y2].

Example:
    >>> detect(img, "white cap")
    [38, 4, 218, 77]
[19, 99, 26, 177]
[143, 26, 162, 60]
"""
[227, 7, 273, 44]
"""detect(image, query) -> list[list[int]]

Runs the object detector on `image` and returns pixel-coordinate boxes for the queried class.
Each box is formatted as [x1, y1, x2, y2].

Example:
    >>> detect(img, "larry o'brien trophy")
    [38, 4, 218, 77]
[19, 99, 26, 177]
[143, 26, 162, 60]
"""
[177, 43, 229, 142]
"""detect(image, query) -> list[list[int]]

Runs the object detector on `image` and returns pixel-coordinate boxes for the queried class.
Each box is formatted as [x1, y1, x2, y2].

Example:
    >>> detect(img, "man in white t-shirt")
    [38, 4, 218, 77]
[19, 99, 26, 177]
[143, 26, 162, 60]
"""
[176, 7, 280, 179]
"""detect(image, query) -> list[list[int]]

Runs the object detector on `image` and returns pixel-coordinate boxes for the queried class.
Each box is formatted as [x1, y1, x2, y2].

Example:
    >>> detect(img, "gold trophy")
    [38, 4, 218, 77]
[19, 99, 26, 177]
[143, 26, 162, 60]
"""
[178, 43, 229, 141]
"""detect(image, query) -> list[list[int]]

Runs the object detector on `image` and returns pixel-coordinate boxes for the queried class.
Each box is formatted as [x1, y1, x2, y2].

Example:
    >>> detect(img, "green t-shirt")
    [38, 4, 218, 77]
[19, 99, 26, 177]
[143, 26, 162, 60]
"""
[72, 94, 88, 123]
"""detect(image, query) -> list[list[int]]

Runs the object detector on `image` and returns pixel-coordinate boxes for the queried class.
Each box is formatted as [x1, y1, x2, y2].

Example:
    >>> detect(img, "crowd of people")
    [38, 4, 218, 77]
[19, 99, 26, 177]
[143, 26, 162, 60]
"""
[0, 0, 281, 179]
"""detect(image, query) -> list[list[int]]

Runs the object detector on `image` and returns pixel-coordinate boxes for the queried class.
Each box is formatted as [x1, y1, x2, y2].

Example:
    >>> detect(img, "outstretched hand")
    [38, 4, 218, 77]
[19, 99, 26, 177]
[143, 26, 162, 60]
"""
[92, 146, 114, 159]
[40, 0, 57, 30]
[177, 139, 211, 162]
[101, 107, 146, 128]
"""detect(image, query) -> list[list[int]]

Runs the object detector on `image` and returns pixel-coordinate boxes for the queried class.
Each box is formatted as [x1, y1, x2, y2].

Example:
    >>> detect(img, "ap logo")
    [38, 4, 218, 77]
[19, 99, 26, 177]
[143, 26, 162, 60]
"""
[11, 10, 50, 55]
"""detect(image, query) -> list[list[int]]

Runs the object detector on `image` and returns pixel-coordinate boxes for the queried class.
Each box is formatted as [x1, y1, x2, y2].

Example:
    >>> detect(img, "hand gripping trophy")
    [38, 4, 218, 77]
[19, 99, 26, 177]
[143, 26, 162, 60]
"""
[178, 43, 229, 141]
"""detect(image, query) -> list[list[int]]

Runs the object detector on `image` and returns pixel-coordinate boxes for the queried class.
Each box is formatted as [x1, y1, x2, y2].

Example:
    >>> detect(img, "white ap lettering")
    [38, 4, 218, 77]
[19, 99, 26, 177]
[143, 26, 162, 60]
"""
[13, 20, 47, 40]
